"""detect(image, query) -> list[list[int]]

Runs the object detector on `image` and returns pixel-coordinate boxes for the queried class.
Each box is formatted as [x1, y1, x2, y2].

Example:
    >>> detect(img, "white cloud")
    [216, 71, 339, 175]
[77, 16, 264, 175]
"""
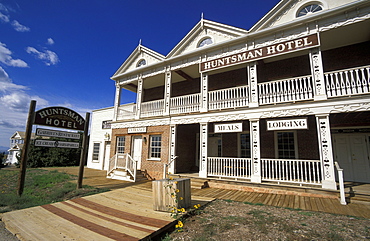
[11, 20, 30, 32]
[0, 42, 28, 67]
[26, 47, 59, 66]
[0, 12, 9, 22]
[47, 38, 54, 45]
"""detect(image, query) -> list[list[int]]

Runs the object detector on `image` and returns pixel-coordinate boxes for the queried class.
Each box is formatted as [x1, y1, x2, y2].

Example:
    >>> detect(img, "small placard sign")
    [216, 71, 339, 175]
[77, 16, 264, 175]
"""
[214, 122, 243, 133]
[267, 118, 308, 131]
[128, 127, 147, 134]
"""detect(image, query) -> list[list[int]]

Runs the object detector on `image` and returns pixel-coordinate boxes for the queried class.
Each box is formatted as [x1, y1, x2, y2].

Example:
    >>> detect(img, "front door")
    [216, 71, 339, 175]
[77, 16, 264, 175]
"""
[208, 136, 222, 157]
[103, 141, 111, 171]
[131, 136, 142, 170]
[333, 134, 370, 183]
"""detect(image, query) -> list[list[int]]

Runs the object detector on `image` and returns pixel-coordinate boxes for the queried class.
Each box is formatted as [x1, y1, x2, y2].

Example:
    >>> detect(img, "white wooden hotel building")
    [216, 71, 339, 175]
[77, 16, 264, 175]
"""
[87, 0, 370, 190]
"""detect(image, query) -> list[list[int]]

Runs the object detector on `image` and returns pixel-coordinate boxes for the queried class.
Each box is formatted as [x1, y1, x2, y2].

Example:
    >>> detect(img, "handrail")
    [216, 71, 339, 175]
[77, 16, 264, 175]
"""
[126, 153, 137, 182]
[163, 156, 178, 179]
[335, 161, 347, 205]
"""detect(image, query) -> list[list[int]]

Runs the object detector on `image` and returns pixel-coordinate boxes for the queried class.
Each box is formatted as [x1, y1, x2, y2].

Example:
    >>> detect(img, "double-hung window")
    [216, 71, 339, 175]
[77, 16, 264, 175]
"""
[239, 133, 251, 158]
[149, 135, 161, 159]
[92, 143, 100, 161]
[117, 136, 125, 154]
[276, 131, 297, 159]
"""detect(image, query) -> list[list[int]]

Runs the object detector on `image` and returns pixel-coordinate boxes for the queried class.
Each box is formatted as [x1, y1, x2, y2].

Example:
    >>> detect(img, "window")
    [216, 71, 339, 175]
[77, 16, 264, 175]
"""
[137, 59, 146, 67]
[239, 133, 251, 158]
[93, 143, 100, 161]
[116, 136, 125, 154]
[297, 4, 323, 17]
[198, 37, 213, 48]
[276, 132, 296, 159]
[149, 135, 161, 159]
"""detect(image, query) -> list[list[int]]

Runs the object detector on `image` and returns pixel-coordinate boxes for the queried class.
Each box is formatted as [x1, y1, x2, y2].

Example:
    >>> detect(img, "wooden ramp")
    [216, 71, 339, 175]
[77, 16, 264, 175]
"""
[1, 181, 214, 241]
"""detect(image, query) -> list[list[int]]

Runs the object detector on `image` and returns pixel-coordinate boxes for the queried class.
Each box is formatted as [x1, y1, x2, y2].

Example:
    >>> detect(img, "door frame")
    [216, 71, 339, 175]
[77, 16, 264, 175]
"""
[131, 135, 143, 170]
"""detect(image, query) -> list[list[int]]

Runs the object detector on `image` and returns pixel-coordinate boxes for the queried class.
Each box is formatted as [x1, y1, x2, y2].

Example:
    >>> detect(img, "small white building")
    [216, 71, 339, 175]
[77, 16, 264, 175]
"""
[7, 131, 35, 165]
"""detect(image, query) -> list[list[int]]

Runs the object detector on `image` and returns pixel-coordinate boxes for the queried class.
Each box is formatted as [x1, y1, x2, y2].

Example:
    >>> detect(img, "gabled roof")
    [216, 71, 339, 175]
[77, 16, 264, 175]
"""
[112, 44, 165, 79]
[250, 0, 356, 32]
[10, 131, 35, 140]
[167, 18, 248, 58]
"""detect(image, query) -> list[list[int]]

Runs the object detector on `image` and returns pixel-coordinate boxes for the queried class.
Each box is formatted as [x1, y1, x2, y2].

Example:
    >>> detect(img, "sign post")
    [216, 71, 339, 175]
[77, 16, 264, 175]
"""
[77, 112, 90, 189]
[17, 100, 36, 196]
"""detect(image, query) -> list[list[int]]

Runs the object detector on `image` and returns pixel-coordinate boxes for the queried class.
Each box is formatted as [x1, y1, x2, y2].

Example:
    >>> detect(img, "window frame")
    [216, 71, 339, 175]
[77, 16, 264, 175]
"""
[149, 134, 161, 160]
[297, 3, 323, 17]
[92, 142, 101, 162]
[238, 132, 251, 158]
[116, 136, 125, 154]
[274, 131, 298, 159]
[197, 37, 213, 48]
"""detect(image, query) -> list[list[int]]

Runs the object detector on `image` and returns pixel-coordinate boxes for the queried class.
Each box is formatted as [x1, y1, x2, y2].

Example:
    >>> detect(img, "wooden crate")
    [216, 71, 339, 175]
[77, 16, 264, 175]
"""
[152, 178, 191, 212]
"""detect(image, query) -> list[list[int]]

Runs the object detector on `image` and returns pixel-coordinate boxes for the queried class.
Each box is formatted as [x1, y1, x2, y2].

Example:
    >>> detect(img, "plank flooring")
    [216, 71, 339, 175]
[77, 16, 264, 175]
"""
[2, 167, 370, 241]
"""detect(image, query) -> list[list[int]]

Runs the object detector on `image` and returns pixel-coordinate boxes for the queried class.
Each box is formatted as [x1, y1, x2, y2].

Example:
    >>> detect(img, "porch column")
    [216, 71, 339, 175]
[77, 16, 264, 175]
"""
[200, 73, 208, 112]
[135, 77, 143, 119]
[309, 47, 327, 101]
[250, 118, 261, 183]
[199, 122, 208, 178]
[168, 124, 177, 174]
[164, 67, 172, 116]
[316, 114, 336, 190]
[113, 83, 121, 121]
[248, 62, 259, 107]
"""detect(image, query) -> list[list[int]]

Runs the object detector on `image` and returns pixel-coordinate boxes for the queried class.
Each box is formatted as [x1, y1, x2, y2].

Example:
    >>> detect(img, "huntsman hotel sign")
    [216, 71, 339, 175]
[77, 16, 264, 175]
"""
[200, 34, 319, 72]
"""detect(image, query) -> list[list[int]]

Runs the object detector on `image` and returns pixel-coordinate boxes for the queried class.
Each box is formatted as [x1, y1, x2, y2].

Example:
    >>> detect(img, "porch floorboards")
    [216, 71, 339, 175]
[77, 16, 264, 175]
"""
[1, 167, 369, 241]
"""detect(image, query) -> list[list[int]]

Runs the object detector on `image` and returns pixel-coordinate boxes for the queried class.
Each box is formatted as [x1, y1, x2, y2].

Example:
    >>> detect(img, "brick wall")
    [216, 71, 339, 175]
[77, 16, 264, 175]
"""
[111, 125, 170, 180]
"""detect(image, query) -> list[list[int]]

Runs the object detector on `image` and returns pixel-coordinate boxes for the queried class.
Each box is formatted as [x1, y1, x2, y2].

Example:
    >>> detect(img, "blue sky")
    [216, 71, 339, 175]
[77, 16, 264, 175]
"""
[0, 0, 279, 148]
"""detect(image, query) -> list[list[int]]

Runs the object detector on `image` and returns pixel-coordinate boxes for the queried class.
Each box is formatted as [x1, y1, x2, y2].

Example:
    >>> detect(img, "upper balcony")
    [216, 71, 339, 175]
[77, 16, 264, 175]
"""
[116, 65, 370, 121]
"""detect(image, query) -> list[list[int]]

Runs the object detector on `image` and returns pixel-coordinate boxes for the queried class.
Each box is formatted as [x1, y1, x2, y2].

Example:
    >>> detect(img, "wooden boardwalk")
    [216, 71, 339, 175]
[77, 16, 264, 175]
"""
[1, 167, 370, 240]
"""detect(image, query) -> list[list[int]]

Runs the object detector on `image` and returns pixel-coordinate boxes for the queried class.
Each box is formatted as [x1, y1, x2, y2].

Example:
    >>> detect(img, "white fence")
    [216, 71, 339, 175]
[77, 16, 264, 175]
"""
[258, 75, 314, 105]
[208, 157, 252, 179]
[207, 157, 322, 185]
[141, 99, 164, 118]
[209, 85, 249, 110]
[261, 158, 322, 185]
[170, 93, 200, 114]
[324, 65, 370, 98]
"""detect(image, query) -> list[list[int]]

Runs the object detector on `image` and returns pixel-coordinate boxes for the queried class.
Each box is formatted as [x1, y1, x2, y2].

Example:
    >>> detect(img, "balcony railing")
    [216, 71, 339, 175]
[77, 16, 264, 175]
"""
[141, 99, 164, 118]
[116, 66, 370, 120]
[209, 85, 249, 110]
[170, 93, 200, 114]
[258, 75, 314, 105]
[324, 65, 370, 98]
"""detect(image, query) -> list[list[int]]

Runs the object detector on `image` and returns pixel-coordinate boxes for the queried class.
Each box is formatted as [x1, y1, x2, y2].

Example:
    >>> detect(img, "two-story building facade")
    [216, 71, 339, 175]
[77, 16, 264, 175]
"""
[87, 0, 370, 189]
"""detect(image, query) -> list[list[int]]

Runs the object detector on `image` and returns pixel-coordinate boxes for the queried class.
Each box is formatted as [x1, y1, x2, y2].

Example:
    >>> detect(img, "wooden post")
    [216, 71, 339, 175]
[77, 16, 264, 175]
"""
[17, 100, 36, 196]
[77, 112, 90, 189]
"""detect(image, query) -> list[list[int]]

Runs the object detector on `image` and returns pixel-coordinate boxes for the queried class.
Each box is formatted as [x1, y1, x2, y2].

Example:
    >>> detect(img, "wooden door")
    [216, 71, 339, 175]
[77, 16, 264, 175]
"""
[131, 136, 142, 170]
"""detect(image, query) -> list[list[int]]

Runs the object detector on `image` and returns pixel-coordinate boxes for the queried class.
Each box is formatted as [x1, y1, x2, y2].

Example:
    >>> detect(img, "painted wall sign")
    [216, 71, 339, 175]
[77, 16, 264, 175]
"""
[34, 140, 80, 149]
[128, 127, 147, 133]
[34, 107, 85, 131]
[36, 128, 80, 140]
[267, 118, 308, 131]
[200, 33, 319, 72]
[214, 122, 243, 133]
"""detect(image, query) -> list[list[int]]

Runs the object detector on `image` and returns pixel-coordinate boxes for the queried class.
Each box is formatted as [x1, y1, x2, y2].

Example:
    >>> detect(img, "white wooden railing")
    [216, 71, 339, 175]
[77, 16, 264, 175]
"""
[209, 85, 249, 110]
[117, 105, 136, 120]
[258, 75, 314, 105]
[324, 65, 370, 98]
[261, 159, 321, 185]
[335, 161, 347, 205]
[141, 99, 164, 118]
[107, 153, 137, 182]
[208, 157, 252, 179]
[170, 93, 200, 114]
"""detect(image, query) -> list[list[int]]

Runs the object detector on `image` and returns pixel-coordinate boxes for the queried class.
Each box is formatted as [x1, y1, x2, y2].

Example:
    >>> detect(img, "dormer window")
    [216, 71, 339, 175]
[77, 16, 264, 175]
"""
[137, 59, 146, 67]
[198, 37, 213, 48]
[297, 4, 323, 17]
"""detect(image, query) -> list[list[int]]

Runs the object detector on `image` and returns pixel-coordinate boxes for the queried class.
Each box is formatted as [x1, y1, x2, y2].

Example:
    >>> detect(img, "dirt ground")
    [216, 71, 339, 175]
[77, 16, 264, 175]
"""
[167, 199, 370, 241]
[0, 219, 19, 241]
